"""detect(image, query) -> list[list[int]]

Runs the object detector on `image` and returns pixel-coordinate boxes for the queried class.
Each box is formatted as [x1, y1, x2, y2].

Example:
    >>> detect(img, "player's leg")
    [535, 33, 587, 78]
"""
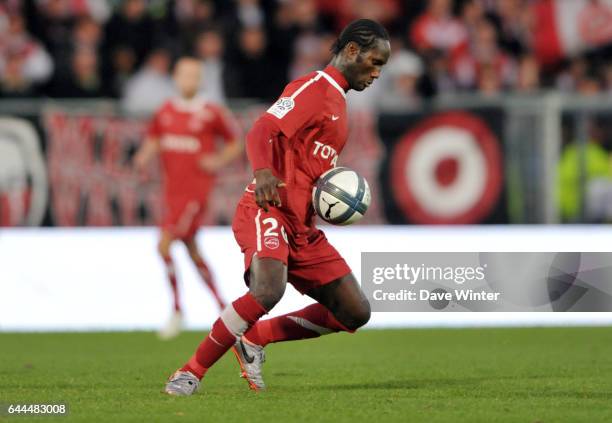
[165, 256, 286, 395]
[232, 233, 360, 390]
[243, 272, 369, 347]
[158, 230, 179, 311]
[183, 235, 226, 310]
[157, 229, 184, 340]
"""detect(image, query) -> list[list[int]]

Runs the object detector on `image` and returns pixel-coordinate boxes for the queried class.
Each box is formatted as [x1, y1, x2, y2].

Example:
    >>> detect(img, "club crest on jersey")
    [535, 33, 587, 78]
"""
[264, 236, 280, 249]
[267, 97, 295, 119]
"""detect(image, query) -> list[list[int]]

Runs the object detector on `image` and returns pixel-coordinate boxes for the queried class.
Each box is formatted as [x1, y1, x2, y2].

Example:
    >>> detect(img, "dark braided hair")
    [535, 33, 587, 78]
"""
[330, 19, 390, 55]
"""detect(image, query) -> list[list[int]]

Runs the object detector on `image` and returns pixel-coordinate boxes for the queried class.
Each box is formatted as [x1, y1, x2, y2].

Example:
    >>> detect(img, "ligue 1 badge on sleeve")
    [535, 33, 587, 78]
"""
[267, 97, 295, 119]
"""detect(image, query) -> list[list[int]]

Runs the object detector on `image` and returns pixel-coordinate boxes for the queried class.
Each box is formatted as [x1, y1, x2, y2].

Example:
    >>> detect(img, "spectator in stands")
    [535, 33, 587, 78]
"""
[316, 0, 401, 33]
[48, 16, 103, 76]
[103, 0, 154, 68]
[603, 62, 612, 96]
[175, 0, 216, 50]
[194, 28, 226, 104]
[225, 26, 283, 100]
[235, 0, 265, 28]
[491, 0, 532, 56]
[73, 17, 102, 53]
[27, 0, 76, 60]
[461, 0, 486, 39]
[452, 18, 516, 90]
[289, 32, 328, 80]
[410, 0, 468, 54]
[4, 0, 612, 102]
[421, 48, 456, 97]
[0, 13, 53, 97]
[104, 45, 137, 98]
[576, 75, 602, 96]
[47, 47, 103, 97]
[515, 54, 540, 93]
[377, 49, 424, 110]
[267, 0, 327, 94]
[122, 48, 174, 114]
[556, 57, 588, 93]
[477, 63, 502, 96]
[558, 119, 612, 222]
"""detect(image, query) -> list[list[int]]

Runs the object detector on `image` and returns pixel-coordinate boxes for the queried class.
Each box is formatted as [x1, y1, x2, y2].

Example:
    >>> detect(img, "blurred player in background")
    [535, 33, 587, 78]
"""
[165, 19, 390, 395]
[134, 57, 242, 340]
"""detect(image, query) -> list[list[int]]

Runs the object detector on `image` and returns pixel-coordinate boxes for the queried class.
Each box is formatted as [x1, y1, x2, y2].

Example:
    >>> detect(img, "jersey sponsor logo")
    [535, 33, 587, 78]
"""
[331, 115, 340, 121]
[160, 135, 200, 153]
[266, 97, 295, 119]
[313, 141, 338, 166]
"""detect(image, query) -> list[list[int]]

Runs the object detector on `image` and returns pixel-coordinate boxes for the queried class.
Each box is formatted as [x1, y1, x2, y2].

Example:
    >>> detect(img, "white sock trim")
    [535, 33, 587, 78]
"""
[220, 304, 249, 336]
[287, 316, 334, 335]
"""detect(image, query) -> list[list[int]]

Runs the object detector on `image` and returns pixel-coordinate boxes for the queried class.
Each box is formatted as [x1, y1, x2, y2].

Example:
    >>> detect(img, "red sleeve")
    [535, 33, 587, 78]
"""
[147, 104, 165, 138]
[246, 117, 281, 172]
[211, 104, 241, 143]
[246, 75, 322, 172]
[263, 77, 322, 138]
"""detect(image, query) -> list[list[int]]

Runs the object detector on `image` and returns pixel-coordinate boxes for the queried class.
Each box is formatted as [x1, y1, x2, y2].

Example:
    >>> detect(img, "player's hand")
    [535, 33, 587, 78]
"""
[254, 168, 286, 211]
[133, 151, 148, 173]
[199, 155, 223, 173]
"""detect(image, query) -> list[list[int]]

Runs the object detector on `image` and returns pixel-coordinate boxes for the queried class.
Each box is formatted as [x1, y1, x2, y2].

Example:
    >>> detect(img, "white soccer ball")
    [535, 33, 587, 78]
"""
[312, 167, 371, 225]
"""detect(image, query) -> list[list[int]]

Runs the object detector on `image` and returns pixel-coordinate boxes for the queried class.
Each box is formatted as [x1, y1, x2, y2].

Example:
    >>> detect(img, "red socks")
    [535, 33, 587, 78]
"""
[243, 303, 351, 348]
[193, 257, 226, 309]
[162, 255, 180, 312]
[181, 293, 267, 379]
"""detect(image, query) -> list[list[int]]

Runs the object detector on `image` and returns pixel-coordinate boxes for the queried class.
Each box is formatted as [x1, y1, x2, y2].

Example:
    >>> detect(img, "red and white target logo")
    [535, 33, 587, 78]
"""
[390, 112, 502, 224]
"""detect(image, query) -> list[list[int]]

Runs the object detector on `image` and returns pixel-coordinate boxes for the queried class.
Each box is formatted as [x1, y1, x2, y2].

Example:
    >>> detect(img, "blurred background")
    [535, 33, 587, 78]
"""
[4, 0, 612, 332]
[3, 0, 612, 228]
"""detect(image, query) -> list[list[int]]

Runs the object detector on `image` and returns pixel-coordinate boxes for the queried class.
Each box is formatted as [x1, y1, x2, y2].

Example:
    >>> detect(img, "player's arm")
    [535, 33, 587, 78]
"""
[133, 137, 160, 171]
[199, 139, 243, 173]
[135, 105, 164, 171]
[200, 106, 244, 173]
[247, 80, 322, 211]
[246, 118, 285, 211]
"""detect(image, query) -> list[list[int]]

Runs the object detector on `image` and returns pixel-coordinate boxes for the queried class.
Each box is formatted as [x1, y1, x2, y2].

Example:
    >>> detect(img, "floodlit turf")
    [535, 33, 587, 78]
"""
[1, 328, 612, 423]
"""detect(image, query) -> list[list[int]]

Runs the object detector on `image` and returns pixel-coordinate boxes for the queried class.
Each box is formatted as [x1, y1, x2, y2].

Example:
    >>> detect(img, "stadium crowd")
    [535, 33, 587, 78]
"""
[1, 0, 612, 113]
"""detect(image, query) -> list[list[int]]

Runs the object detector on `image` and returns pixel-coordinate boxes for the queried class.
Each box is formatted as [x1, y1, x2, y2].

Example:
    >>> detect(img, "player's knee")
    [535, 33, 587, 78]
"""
[343, 302, 371, 331]
[187, 249, 200, 263]
[249, 257, 287, 310]
[182, 239, 199, 259]
[250, 274, 286, 310]
[251, 284, 285, 310]
[157, 240, 170, 257]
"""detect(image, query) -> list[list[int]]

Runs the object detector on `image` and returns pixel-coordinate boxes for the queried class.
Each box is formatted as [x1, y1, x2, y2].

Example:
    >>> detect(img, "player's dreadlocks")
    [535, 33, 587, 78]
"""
[331, 19, 390, 55]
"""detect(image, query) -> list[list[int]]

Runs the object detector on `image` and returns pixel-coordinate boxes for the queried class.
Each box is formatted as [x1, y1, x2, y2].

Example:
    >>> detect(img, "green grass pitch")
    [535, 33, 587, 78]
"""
[1, 327, 612, 422]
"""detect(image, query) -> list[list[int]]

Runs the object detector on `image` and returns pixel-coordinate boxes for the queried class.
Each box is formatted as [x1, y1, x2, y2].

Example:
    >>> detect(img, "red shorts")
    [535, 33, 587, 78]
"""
[232, 203, 351, 295]
[162, 197, 207, 240]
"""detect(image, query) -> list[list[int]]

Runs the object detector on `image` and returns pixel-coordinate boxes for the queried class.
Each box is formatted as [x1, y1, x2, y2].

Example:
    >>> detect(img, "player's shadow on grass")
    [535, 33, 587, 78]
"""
[318, 375, 612, 397]
[319, 378, 466, 391]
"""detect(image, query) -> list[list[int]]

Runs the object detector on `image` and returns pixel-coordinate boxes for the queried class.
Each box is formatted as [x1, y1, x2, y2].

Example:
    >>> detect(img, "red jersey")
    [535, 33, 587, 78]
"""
[147, 97, 239, 200]
[242, 65, 349, 236]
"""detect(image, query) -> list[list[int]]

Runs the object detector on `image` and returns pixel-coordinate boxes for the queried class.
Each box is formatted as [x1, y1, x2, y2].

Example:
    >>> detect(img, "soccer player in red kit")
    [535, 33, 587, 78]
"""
[165, 20, 390, 394]
[135, 57, 242, 340]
